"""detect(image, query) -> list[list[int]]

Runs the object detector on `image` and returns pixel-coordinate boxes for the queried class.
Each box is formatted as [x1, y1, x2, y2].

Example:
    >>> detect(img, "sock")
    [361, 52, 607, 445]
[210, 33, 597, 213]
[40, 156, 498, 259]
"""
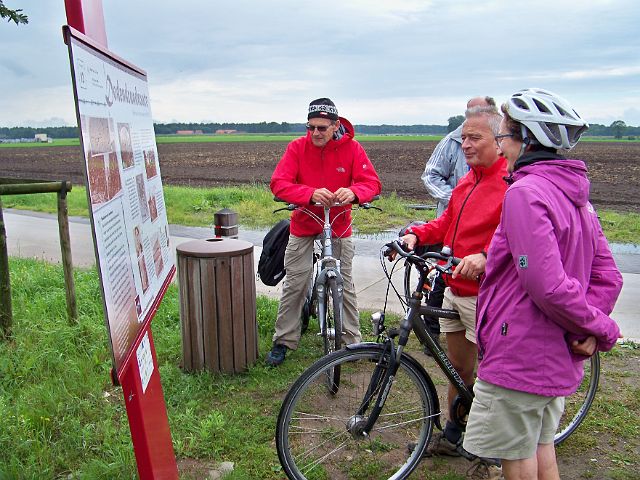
[443, 421, 462, 444]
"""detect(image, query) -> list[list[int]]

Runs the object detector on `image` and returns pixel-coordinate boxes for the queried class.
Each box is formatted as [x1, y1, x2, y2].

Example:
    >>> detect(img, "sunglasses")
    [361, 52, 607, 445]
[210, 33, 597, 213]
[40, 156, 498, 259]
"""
[306, 123, 332, 133]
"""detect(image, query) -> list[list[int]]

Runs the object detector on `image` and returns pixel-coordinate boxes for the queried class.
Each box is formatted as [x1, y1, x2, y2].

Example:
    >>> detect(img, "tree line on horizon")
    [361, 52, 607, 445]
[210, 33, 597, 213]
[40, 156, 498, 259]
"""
[0, 120, 638, 141]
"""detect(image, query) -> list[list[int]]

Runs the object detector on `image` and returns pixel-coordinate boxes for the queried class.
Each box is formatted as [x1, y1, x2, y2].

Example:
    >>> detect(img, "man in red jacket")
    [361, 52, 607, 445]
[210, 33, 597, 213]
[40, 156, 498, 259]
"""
[400, 105, 507, 462]
[266, 98, 382, 367]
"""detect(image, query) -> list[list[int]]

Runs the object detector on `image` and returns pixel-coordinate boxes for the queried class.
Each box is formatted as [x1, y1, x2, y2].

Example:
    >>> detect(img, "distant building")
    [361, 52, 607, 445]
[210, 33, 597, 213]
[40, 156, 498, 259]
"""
[34, 133, 52, 143]
[215, 129, 238, 134]
[176, 130, 194, 135]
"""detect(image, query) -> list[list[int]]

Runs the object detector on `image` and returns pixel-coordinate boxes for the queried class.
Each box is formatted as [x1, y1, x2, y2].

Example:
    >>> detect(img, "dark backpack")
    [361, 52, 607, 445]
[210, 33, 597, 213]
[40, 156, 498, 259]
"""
[258, 219, 290, 286]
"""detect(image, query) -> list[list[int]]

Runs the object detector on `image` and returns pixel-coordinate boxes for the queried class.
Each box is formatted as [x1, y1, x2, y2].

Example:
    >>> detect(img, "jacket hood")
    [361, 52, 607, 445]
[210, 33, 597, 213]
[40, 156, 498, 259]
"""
[514, 157, 590, 208]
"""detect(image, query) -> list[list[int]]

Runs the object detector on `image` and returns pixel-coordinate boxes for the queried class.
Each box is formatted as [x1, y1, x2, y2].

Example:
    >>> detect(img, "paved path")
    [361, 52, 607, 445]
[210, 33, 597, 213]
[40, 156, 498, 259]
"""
[3, 209, 639, 341]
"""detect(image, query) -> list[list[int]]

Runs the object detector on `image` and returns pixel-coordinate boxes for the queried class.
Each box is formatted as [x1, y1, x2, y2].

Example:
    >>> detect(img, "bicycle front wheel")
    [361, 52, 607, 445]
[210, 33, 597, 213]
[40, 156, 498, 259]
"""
[322, 277, 343, 392]
[276, 345, 436, 480]
[554, 352, 600, 445]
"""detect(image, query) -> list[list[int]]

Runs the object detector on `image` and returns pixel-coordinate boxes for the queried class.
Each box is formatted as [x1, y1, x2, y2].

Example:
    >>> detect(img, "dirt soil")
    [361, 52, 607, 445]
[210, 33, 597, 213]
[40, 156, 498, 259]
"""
[0, 140, 638, 212]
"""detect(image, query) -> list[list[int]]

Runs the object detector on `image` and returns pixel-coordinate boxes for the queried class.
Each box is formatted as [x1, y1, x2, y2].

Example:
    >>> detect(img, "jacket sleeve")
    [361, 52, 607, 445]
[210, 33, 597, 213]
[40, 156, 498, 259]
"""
[347, 142, 382, 203]
[409, 200, 451, 246]
[270, 141, 315, 205]
[585, 218, 623, 316]
[421, 135, 456, 205]
[502, 185, 621, 352]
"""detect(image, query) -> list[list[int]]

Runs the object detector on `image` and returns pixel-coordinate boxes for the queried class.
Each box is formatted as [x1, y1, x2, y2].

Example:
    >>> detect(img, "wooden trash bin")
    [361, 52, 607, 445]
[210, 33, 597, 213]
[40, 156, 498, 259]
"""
[176, 238, 257, 373]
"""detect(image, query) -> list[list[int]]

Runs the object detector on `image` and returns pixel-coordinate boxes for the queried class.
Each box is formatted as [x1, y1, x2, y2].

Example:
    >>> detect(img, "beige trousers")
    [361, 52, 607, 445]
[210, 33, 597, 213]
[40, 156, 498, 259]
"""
[272, 234, 361, 350]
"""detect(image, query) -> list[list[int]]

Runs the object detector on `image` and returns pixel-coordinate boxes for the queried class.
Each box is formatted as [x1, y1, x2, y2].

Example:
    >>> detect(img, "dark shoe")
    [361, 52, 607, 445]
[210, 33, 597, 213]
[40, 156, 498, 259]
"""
[424, 432, 463, 457]
[266, 344, 288, 367]
[466, 458, 504, 479]
[407, 432, 464, 458]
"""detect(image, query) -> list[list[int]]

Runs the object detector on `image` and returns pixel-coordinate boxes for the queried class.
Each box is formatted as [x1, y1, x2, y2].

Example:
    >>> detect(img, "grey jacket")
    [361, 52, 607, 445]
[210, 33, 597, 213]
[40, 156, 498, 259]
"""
[421, 125, 469, 217]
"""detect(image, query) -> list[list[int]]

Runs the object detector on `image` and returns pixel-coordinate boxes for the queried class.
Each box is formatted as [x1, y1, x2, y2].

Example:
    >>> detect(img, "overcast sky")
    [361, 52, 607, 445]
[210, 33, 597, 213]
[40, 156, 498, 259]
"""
[1, 0, 639, 127]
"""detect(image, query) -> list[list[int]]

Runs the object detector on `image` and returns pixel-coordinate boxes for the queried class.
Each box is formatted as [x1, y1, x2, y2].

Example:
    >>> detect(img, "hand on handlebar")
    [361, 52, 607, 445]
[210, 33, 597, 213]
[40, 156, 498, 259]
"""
[386, 235, 417, 261]
[451, 253, 487, 281]
[311, 188, 336, 208]
[334, 187, 356, 205]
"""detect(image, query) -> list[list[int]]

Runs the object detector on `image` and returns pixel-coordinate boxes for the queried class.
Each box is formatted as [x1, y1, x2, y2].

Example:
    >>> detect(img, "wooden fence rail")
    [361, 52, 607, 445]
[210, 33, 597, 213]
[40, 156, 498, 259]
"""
[0, 179, 77, 339]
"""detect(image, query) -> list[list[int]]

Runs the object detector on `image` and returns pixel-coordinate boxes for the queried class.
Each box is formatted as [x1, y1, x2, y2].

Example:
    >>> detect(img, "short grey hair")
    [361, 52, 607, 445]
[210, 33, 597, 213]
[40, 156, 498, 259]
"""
[464, 106, 502, 135]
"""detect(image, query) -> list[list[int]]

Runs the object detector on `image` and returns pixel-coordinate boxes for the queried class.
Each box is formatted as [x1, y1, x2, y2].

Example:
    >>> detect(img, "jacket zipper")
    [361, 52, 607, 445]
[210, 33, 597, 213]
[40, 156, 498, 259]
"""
[450, 170, 482, 257]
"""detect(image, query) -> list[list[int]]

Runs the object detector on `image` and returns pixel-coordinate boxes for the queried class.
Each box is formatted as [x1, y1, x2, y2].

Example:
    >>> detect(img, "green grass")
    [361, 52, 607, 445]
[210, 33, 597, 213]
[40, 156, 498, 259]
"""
[0, 134, 444, 148]
[0, 138, 81, 148]
[2, 258, 638, 478]
[3, 184, 638, 243]
[2, 133, 638, 149]
[0, 258, 384, 478]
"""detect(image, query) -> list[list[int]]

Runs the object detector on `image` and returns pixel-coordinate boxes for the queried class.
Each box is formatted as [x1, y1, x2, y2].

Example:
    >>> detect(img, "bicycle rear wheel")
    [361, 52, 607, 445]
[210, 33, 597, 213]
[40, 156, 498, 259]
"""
[403, 260, 421, 303]
[322, 277, 343, 393]
[276, 345, 436, 480]
[554, 353, 600, 445]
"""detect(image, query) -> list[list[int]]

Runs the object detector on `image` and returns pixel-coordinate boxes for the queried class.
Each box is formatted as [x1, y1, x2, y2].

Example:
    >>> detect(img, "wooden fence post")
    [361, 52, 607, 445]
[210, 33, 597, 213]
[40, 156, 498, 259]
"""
[0, 197, 12, 339]
[57, 183, 78, 324]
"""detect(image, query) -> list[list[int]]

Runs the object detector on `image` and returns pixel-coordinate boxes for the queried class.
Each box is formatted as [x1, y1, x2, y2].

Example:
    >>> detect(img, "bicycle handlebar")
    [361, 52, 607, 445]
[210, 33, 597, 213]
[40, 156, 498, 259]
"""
[384, 240, 461, 273]
[273, 195, 381, 213]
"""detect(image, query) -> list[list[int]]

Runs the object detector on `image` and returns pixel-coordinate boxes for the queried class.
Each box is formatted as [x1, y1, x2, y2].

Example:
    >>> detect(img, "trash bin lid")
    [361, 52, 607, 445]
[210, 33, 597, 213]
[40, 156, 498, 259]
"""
[176, 238, 253, 258]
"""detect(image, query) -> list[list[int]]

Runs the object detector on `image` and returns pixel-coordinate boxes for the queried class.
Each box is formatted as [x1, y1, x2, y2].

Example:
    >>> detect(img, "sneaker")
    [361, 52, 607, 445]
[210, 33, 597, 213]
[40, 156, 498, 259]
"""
[265, 344, 288, 367]
[424, 432, 463, 457]
[466, 458, 504, 479]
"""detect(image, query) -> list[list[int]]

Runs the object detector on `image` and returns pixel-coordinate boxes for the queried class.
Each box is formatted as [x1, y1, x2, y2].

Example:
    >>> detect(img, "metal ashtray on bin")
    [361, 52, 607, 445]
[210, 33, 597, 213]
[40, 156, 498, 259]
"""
[176, 238, 257, 373]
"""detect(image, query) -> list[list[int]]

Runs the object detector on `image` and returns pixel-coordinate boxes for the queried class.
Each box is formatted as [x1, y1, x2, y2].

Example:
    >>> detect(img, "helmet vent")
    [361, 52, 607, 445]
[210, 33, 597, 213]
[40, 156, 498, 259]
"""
[513, 98, 530, 110]
[533, 98, 551, 114]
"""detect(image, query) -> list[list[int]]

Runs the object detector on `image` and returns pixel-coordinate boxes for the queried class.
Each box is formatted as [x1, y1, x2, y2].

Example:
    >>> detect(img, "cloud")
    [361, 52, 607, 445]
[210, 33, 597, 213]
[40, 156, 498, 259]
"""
[1, 0, 639, 127]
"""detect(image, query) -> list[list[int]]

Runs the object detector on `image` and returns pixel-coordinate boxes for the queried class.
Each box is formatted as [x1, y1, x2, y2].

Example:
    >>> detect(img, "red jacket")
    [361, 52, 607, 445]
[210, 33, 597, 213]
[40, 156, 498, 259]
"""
[270, 117, 382, 237]
[408, 156, 508, 296]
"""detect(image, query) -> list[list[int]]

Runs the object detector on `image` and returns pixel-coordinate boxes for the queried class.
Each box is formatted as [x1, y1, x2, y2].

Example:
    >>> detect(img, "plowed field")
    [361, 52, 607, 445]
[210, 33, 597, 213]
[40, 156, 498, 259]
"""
[1, 140, 638, 212]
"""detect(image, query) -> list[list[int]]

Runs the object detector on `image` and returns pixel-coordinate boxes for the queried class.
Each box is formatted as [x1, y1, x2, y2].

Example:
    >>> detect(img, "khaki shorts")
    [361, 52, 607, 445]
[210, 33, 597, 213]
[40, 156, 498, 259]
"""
[463, 379, 564, 460]
[440, 288, 477, 343]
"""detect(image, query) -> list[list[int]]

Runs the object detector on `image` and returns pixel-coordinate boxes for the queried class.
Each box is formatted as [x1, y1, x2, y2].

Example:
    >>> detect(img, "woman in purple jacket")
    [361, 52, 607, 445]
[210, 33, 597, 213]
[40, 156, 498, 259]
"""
[462, 88, 623, 480]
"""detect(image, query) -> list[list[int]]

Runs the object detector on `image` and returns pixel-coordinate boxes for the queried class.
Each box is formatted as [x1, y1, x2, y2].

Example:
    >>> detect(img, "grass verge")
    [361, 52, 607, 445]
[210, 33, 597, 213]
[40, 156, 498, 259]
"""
[1, 258, 638, 478]
[3, 184, 639, 242]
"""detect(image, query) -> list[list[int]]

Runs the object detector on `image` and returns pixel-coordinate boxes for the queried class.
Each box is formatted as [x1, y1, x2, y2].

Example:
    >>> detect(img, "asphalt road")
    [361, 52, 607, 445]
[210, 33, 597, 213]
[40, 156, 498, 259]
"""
[3, 208, 639, 341]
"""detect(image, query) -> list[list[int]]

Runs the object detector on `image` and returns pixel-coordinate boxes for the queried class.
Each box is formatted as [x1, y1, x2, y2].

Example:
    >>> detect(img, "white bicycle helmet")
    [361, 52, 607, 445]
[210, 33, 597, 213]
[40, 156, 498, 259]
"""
[505, 88, 589, 149]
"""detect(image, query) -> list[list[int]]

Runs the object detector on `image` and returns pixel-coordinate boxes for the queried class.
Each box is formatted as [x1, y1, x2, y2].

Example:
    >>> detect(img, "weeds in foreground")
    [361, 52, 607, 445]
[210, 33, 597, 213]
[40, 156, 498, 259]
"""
[1, 258, 639, 478]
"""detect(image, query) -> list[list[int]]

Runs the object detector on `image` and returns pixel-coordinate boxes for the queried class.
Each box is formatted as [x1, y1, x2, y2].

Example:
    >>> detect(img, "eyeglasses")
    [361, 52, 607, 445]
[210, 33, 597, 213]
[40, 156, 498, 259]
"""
[494, 133, 514, 146]
[306, 123, 332, 132]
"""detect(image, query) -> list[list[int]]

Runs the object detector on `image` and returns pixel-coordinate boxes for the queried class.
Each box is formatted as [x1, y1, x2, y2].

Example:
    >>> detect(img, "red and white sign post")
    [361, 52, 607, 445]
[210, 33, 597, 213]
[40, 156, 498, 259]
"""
[63, 1, 178, 478]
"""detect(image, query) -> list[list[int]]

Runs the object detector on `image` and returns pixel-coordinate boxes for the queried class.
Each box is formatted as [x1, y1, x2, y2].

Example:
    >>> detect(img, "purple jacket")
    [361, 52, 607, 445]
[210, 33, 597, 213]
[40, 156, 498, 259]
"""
[476, 157, 622, 397]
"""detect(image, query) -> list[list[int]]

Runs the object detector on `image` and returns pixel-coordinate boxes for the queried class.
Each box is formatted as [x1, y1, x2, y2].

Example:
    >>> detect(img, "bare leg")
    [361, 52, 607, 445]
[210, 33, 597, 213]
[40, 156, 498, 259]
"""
[536, 443, 560, 480]
[445, 330, 476, 418]
[502, 444, 559, 480]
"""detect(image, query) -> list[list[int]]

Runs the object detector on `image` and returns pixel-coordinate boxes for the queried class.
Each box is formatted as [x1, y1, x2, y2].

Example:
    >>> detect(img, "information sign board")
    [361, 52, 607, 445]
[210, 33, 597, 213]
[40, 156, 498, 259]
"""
[66, 28, 175, 377]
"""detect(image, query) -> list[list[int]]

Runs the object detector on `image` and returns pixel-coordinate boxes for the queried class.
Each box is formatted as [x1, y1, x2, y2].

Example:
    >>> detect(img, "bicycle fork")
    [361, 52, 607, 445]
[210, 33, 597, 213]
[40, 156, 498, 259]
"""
[316, 268, 344, 340]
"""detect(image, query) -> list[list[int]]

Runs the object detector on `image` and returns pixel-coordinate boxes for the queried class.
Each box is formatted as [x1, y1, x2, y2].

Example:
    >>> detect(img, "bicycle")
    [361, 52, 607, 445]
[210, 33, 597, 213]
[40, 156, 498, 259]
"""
[275, 240, 600, 479]
[273, 197, 380, 393]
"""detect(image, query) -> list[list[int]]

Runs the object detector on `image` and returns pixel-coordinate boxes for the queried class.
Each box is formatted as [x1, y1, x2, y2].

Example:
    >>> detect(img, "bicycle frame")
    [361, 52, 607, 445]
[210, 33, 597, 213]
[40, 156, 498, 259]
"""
[360, 245, 473, 435]
[314, 206, 344, 341]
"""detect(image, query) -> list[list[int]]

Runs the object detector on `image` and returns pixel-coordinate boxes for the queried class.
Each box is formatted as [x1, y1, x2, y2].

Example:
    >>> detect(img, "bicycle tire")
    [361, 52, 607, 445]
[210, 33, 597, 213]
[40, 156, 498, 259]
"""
[276, 345, 436, 480]
[402, 260, 419, 303]
[554, 352, 600, 445]
[322, 277, 342, 393]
